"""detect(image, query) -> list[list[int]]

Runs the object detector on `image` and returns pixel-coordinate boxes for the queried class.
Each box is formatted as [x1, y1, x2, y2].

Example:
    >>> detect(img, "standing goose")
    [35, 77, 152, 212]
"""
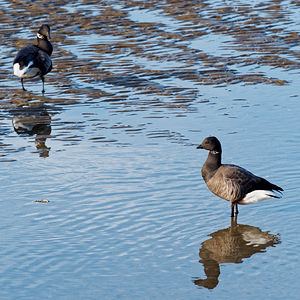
[197, 136, 283, 217]
[13, 24, 53, 93]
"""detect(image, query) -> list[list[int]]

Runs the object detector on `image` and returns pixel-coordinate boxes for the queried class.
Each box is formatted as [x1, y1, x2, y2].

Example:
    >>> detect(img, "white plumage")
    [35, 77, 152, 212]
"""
[239, 190, 280, 205]
[13, 61, 39, 78]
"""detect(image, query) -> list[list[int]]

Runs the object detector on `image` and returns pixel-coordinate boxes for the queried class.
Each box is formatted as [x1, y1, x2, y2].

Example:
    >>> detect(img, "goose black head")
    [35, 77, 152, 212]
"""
[37, 24, 51, 40]
[197, 136, 222, 154]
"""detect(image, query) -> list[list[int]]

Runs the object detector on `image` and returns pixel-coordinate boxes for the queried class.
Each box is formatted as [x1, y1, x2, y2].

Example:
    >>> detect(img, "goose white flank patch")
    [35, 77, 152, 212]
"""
[197, 136, 283, 217]
[13, 24, 53, 93]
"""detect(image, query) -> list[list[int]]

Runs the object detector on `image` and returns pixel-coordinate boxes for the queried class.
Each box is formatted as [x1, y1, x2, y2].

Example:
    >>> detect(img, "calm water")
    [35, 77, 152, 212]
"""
[0, 0, 299, 299]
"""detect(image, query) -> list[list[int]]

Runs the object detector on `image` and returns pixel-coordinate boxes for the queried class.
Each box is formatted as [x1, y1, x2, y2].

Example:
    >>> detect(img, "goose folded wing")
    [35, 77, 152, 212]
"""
[218, 165, 262, 202]
[14, 45, 39, 66]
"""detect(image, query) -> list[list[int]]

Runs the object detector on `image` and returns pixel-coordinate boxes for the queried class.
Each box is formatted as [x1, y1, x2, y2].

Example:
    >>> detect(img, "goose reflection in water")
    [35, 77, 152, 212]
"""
[193, 217, 280, 289]
[11, 105, 51, 157]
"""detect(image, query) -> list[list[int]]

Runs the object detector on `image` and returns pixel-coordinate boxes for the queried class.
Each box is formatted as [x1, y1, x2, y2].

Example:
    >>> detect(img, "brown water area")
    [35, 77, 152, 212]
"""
[1, 1, 299, 97]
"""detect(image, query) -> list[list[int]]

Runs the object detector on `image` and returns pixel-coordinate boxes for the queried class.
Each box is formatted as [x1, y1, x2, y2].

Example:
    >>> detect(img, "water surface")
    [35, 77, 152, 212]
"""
[0, 0, 299, 299]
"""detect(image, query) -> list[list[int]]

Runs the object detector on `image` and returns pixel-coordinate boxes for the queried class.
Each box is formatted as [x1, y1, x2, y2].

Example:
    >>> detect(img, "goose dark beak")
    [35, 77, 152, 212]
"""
[197, 144, 203, 149]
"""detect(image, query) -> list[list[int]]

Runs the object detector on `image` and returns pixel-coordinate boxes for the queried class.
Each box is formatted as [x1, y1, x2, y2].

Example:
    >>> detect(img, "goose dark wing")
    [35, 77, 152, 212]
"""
[13, 45, 39, 66]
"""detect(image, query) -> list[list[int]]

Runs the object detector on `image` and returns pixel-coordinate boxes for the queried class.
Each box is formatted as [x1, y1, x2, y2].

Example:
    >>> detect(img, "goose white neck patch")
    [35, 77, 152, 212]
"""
[211, 150, 220, 155]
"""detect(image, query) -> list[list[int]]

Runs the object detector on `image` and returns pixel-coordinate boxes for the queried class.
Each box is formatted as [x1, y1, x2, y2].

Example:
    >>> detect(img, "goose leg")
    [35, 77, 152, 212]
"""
[235, 202, 239, 215]
[41, 76, 45, 93]
[231, 202, 239, 217]
[21, 78, 26, 91]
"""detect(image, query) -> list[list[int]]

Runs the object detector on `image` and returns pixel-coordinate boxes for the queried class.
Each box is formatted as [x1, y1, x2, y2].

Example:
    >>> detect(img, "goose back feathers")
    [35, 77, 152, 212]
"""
[197, 136, 283, 216]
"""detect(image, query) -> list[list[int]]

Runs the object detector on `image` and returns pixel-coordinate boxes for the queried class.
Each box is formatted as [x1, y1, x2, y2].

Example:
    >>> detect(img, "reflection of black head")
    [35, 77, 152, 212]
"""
[193, 219, 280, 290]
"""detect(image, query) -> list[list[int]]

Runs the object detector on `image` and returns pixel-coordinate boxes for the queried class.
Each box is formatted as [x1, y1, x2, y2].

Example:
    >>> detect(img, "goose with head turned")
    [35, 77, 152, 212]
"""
[197, 136, 283, 217]
[13, 24, 53, 93]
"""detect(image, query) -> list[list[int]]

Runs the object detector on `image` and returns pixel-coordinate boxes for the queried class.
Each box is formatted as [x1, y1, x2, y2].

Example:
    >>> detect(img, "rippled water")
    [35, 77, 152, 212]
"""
[0, 0, 299, 299]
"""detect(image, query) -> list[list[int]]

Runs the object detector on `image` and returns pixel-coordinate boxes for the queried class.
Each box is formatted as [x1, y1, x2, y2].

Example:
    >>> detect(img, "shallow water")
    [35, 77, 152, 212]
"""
[0, 0, 299, 299]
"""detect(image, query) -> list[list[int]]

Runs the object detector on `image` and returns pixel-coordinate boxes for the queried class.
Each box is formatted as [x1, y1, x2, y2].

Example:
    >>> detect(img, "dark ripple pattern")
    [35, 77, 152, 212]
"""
[0, 0, 299, 151]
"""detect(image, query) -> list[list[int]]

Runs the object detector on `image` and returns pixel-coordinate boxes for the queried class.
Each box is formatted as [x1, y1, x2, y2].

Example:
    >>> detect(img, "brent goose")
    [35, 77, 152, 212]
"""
[13, 24, 53, 93]
[197, 136, 283, 217]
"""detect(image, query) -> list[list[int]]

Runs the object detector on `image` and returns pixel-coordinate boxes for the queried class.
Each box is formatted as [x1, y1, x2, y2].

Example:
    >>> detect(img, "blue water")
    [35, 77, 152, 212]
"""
[0, 0, 299, 299]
